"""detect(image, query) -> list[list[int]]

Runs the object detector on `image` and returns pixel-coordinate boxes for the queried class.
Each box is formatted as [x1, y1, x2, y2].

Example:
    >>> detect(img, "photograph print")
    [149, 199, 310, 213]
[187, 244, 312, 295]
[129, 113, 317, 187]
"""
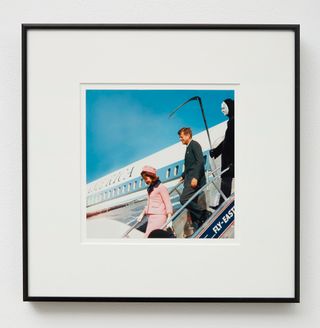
[85, 88, 235, 239]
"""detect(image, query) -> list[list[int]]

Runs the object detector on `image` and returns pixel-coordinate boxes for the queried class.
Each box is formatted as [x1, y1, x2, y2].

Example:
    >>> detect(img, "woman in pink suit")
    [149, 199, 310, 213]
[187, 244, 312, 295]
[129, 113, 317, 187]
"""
[137, 165, 173, 237]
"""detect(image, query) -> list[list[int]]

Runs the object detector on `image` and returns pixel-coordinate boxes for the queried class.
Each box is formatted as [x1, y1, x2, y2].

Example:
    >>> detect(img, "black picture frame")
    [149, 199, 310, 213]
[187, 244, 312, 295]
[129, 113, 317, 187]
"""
[22, 24, 300, 303]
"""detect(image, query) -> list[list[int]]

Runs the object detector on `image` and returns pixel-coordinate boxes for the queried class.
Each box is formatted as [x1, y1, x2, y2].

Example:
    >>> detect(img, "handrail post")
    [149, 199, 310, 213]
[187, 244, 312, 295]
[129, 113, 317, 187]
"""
[210, 176, 228, 202]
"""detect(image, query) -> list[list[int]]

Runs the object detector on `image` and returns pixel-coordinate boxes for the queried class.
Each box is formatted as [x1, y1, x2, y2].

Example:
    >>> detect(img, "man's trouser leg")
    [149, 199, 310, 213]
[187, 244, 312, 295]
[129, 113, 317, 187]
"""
[180, 185, 205, 222]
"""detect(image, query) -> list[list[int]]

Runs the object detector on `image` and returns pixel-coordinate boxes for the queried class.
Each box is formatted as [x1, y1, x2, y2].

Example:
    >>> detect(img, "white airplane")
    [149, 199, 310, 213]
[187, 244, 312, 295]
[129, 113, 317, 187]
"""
[86, 122, 227, 215]
[86, 121, 235, 239]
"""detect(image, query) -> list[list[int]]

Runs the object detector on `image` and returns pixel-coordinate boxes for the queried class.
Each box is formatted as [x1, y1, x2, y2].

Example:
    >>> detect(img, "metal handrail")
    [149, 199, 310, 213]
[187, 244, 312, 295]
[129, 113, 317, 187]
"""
[122, 179, 184, 238]
[160, 166, 230, 230]
[121, 216, 148, 238]
[206, 166, 222, 177]
[208, 169, 228, 202]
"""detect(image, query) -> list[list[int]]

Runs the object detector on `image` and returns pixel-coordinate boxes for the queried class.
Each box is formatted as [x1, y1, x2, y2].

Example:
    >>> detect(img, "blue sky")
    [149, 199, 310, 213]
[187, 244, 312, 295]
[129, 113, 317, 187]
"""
[86, 89, 234, 182]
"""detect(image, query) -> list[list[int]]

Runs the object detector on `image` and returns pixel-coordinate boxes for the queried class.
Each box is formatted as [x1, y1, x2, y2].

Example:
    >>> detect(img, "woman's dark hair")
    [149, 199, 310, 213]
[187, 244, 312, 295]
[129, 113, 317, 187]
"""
[148, 229, 175, 238]
[141, 172, 158, 182]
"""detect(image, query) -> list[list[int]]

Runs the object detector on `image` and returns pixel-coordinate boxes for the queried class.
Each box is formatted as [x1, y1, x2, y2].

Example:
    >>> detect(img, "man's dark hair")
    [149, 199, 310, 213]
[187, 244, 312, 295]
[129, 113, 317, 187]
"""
[178, 127, 192, 137]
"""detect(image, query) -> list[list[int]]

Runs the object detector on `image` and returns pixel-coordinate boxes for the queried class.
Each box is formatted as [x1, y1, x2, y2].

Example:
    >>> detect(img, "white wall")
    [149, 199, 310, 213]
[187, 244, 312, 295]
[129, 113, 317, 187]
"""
[0, 0, 319, 327]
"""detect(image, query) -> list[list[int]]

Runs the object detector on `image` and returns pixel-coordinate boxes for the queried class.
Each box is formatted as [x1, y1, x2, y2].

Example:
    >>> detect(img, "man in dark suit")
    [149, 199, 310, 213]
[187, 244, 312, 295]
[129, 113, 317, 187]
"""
[178, 127, 212, 230]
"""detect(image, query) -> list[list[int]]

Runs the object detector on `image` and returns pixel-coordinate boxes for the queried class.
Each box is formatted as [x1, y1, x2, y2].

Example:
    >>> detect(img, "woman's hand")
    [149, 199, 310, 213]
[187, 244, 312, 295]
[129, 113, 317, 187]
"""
[166, 213, 173, 229]
[136, 212, 144, 222]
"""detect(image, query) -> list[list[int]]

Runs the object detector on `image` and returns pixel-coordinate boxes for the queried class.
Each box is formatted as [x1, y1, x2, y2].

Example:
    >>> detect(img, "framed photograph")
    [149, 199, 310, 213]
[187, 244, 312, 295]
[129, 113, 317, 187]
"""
[22, 24, 299, 302]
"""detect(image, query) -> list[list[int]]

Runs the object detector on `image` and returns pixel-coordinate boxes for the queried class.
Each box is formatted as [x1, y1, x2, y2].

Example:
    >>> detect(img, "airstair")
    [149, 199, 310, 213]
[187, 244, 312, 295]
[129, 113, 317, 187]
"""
[123, 167, 234, 239]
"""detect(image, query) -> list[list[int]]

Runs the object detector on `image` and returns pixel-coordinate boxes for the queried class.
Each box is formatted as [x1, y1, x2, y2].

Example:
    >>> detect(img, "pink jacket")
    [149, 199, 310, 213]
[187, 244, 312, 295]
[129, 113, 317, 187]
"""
[144, 183, 173, 215]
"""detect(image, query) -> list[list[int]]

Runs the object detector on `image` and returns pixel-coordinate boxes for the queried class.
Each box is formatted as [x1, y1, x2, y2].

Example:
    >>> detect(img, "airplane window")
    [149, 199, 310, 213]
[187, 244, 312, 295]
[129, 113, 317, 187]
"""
[128, 183, 131, 192]
[118, 186, 121, 194]
[174, 165, 179, 176]
[139, 179, 142, 188]
[134, 180, 137, 189]
[166, 168, 171, 178]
